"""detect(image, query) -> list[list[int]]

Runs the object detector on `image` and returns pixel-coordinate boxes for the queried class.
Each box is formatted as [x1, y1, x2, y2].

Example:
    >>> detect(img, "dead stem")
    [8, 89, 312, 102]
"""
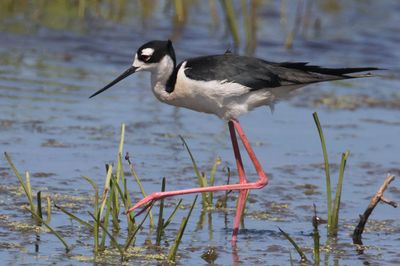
[352, 174, 397, 245]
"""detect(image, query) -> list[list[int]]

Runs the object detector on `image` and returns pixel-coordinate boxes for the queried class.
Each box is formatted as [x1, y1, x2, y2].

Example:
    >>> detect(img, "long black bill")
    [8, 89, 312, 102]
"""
[89, 66, 137, 98]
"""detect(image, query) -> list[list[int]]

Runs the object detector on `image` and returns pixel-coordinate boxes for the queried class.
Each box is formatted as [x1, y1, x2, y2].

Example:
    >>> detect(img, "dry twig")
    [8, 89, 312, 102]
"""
[353, 174, 397, 245]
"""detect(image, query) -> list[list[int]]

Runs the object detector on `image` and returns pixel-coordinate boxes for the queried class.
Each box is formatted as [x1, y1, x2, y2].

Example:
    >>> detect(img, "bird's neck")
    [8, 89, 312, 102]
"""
[150, 55, 177, 102]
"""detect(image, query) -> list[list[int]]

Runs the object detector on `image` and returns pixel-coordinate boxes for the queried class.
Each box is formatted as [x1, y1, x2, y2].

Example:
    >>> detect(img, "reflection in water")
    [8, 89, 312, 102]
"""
[35, 233, 40, 253]
[231, 242, 240, 266]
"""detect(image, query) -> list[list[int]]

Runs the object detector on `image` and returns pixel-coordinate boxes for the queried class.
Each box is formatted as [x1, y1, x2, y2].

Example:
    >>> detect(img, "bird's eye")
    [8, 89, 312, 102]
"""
[141, 54, 151, 62]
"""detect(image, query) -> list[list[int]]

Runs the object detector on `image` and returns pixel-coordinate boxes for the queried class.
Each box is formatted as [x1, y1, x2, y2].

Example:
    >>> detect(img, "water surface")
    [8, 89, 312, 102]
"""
[0, 1, 399, 265]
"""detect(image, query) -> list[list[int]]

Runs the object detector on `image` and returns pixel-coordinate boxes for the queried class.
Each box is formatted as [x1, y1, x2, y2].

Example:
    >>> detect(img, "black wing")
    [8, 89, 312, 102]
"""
[182, 54, 379, 90]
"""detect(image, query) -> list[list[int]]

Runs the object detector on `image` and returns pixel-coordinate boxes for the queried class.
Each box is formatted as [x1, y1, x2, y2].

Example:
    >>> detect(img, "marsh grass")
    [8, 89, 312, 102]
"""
[179, 135, 221, 209]
[168, 195, 198, 262]
[4, 152, 36, 215]
[156, 177, 166, 246]
[313, 112, 349, 236]
[0, 1, 267, 55]
[4, 124, 201, 263]
[4, 152, 69, 251]
[215, 167, 232, 209]
[125, 152, 155, 228]
[26, 207, 70, 252]
[281, 113, 350, 263]
[279, 227, 308, 263]
[312, 204, 320, 264]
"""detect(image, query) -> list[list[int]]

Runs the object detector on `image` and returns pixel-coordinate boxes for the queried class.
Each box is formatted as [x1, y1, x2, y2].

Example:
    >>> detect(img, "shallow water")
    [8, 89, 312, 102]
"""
[1, 1, 399, 265]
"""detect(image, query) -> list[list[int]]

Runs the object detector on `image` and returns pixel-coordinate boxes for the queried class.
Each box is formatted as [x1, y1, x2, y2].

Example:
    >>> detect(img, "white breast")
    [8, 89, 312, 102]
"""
[165, 62, 276, 120]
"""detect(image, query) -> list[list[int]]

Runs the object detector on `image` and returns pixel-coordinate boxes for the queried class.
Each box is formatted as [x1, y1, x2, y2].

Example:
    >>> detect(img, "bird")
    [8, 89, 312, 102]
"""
[90, 40, 379, 243]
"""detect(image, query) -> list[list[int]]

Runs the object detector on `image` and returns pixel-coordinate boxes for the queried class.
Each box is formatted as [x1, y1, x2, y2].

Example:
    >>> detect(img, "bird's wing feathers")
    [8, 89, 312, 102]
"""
[183, 55, 281, 90]
[182, 54, 379, 91]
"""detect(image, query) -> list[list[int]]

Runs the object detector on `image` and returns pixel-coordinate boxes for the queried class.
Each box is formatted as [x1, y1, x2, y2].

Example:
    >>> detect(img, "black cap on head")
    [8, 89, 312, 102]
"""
[137, 40, 176, 65]
[89, 40, 176, 99]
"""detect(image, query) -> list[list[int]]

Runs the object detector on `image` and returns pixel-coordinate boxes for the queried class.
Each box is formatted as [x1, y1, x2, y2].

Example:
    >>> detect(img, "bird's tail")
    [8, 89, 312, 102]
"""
[279, 62, 382, 77]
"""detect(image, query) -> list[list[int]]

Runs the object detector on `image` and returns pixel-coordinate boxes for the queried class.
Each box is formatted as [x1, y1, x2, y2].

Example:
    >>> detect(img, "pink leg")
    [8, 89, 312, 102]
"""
[228, 120, 248, 242]
[127, 119, 269, 242]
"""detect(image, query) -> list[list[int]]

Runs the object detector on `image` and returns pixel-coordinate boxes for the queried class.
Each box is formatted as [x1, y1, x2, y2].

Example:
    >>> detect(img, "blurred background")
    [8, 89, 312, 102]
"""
[0, 0, 399, 265]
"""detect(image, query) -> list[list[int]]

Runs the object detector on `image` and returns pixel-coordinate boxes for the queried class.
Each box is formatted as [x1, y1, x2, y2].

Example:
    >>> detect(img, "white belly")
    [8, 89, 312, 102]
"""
[169, 72, 276, 120]
[151, 62, 301, 120]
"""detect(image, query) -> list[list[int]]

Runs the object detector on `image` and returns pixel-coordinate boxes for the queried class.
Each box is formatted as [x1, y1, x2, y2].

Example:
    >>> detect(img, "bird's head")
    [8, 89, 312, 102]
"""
[89, 40, 176, 98]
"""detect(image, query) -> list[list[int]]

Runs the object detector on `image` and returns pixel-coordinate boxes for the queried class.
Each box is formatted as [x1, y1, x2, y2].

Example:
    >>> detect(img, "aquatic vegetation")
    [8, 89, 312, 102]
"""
[180, 135, 222, 209]
[313, 112, 349, 236]
[3, 124, 202, 263]
[280, 112, 350, 263]
[4, 152, 70, 252]
[279, 227, 309, 264]
[4, 153, 36, 216]
[168, 195, 198, 262]
[155, 177, 166, 246]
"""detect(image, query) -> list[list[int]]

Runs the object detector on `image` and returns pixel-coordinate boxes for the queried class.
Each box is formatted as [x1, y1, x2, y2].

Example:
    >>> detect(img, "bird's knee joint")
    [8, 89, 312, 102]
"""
[256, 177, 268, 188]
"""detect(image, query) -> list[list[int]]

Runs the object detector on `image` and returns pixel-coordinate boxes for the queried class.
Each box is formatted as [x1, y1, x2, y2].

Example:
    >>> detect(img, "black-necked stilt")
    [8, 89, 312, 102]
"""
[90, 40, 379, 242]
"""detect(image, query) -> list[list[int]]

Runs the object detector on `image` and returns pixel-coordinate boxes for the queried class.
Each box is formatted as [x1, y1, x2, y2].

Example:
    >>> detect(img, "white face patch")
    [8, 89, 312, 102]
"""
[132, 54, 141, 68]
[141, 48, 154, 57]
[132, 53, 158, 72]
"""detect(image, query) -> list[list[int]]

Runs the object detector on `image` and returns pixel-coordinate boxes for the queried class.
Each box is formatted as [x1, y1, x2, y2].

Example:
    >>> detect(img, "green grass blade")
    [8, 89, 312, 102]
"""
[163, 199, 183, 229]
[278, 227, 308, 263]
[331, 150, 349, 234]
[174, 0, 185, 23]
[208, 157, 221, 206]
[25, 171, 34, 210]
[110, 176, 120, 230]
[111, 174, 137, 231]
[88, 212, 124, 260]
[179, 135, 203, 180]
[156, 177, 166, 246]
[113, 175, 131, 210]
[124, 203, 153, 250]
[27, 207, 70, 252]
[55, 204, 94, 230]
[313, 112, 332, 230]
[116, 137, 135, 230]
[240, 0, 253, 54]
[36, 191, 43, 220]
[179, 135, 208, 207]
[123, 178, 136, 232]
[82, 175, 99, 252]
[215, 167, 231, 209]
[220, 0, 240, 46]
[125, 152, 154, 227]
[4, 153, 36, 213]
[82, 176, 99, 198]
[46, 196, 52, 224]
[100, 181, 115, 249]
[312, 204, 320, 264]
[168, 195, 198, 262]
[116, 123, 125, 184]
[99, 164, 113, 218]
[118, 123, 125, 161]
[112, 124, 125, 222]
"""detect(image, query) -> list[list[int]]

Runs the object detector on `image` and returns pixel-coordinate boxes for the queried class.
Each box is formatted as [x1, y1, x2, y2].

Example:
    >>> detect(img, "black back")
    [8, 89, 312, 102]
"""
[182, 54, 379, 90]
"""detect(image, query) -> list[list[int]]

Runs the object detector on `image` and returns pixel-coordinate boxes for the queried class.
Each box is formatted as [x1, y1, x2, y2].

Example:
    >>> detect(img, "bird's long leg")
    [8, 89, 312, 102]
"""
[126, 119, 269, 242]
[228, 120, 249, 242]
